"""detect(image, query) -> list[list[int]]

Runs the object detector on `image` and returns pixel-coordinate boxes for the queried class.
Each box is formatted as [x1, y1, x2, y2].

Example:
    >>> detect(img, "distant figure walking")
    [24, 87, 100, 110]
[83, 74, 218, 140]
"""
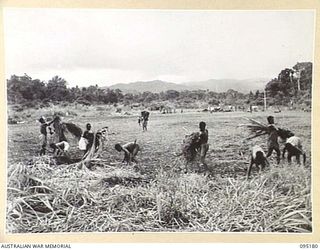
[266, 116, 281, 164]
[115, 140, 140, 164]
[38, 116, 54, 155]
[141, 111, 150, 131]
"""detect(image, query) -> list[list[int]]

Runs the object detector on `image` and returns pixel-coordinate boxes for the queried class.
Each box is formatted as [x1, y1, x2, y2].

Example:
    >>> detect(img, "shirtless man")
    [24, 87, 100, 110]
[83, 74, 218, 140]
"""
[247, 145, 269, 179]
[82, 123, 94, 155]
[266, 116, 281, 164]
[282, 136, 306, 165]
[197, 121, 209, 166]
[115, 140, 140, 164]
[50, 141, 70, 157]
[39, 116, 54, 155]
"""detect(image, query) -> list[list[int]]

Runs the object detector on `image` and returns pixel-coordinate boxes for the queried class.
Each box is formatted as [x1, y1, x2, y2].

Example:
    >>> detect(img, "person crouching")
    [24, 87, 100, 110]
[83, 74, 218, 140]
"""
[282, 136, 306, 165]
[50, 141, 70, 157]
[114, 141, 140, 164]
[247, 145, 269, 179]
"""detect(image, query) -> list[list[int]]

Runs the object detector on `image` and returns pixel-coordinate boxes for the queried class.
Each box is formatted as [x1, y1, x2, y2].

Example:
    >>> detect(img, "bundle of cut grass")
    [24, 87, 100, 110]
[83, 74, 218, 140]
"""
[239, 118, 294, 141]
[63, 122, 83, 140]
[52, 116, 83, 142]
[277, 128, 295, 141]
[181, 132, 200, 162]
[80, 128, 109, 168]
[239, 118, 269, 140]
[141, 111, 150, 120]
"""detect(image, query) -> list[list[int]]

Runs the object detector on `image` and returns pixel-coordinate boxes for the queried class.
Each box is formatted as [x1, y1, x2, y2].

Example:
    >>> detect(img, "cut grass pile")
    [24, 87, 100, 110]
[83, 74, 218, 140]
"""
[6, 155, 311, 233]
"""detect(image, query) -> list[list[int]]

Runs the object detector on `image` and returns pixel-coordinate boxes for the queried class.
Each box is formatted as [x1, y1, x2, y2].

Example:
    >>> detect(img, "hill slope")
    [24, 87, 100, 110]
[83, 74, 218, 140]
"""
[108, 80, 194, 93]
[184, 78, 269, 93]
[108, 78, 269, 93]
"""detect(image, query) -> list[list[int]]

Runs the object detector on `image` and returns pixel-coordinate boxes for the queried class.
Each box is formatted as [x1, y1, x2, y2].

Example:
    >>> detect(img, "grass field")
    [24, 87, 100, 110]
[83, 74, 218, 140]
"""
[6, 107, 312, 233]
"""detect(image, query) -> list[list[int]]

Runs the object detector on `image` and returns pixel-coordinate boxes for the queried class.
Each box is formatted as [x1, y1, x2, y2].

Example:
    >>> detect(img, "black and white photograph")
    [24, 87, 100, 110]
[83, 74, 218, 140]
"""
[4, 8, 315, 234]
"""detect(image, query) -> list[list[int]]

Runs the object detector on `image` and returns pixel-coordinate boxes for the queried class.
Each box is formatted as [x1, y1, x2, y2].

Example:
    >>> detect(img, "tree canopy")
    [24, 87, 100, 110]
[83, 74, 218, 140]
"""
[6, 62, 312, 109]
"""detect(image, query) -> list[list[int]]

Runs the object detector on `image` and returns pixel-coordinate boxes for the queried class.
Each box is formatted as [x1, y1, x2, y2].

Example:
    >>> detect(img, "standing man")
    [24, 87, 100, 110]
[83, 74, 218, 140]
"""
[141, 111, 150, 131]
[82, 123, 94, 155]
[266, 116, 281, 164]
[39, 116, 54, 155]
[197, 121, 209, 166]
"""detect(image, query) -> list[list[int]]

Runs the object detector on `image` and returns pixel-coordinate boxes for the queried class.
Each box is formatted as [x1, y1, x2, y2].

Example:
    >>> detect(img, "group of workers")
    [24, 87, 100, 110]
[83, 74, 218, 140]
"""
[38, 112, 306, 177]
[247, 115, 306, 178]
[38, 114, 143, 164]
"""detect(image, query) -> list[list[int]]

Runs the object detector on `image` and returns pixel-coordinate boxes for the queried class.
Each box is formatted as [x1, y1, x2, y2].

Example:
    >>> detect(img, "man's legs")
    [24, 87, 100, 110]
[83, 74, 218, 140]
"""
[266, 146, 280, 164]
[200, 143, 209, 166]
[275, 146, 281, 164]
[40, 135, 47, 156]
[131, 145, 140, 163]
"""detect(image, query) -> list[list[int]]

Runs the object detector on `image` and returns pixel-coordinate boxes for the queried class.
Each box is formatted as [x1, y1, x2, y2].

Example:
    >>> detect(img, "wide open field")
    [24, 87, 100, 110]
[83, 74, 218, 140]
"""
[6, 109, 312, 233]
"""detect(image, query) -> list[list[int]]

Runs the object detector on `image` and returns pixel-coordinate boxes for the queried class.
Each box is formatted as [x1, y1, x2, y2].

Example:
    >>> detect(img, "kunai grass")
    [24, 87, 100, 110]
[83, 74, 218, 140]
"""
[6, 109, 312, 233]
[7, 156, 311, 232]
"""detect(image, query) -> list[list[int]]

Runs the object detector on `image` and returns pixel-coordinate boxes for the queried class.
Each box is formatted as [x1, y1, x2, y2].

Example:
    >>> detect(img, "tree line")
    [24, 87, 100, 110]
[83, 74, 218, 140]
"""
[265, 62, 312, 107]
[7, 62, 312, 109]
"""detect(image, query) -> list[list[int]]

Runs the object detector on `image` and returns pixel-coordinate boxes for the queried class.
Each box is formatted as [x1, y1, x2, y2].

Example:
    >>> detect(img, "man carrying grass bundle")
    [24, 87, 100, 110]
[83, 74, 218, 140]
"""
[266, 116, 281, 164]
[181, 121, 209, 169]
[241, 116, 296, 166]
[198, 121, 209, 167]
[141, 111, 149, 131]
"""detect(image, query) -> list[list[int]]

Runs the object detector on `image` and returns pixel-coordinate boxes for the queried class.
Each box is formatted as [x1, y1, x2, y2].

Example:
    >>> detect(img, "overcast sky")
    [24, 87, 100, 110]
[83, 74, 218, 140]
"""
[3, 9, 315, 87]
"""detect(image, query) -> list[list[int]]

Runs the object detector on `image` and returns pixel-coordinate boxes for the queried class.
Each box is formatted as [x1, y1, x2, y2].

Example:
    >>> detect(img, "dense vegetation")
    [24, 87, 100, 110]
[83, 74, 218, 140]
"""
[7, 62, 312, 109]
[265, 62, 312, 107]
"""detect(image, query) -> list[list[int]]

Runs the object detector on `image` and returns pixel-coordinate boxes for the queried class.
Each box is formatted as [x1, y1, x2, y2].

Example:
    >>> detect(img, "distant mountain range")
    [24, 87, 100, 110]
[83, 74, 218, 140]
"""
[107, 78, 270, 94]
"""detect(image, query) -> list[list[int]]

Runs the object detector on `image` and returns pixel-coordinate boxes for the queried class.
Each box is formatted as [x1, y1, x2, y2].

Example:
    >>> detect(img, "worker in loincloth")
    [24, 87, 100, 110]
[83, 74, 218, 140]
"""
[39, 116, 55, 156]
[115, 140, 140, 164]
[266, 116, 281, 164]
[247, 145, 269, 179]
[82, 123, 94, 155]
[196, 121, 209, 166]
[282, 136, 306, 165]
[50, 141, 70, 157]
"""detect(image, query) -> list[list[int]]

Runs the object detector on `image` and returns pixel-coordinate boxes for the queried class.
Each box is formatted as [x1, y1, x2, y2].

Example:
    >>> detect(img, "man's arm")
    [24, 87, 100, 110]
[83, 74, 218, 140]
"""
[122, 148, 131, 162]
